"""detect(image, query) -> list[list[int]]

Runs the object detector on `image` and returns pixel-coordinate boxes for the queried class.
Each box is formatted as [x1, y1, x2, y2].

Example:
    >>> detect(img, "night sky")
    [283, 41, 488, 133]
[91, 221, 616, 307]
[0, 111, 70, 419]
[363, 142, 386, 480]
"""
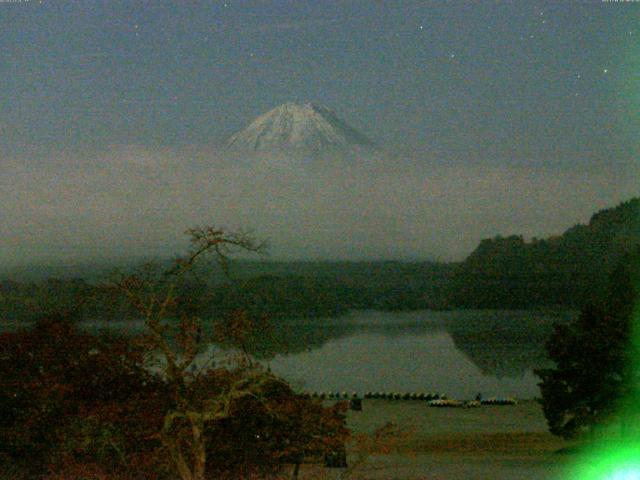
[1, 1, 639, 265]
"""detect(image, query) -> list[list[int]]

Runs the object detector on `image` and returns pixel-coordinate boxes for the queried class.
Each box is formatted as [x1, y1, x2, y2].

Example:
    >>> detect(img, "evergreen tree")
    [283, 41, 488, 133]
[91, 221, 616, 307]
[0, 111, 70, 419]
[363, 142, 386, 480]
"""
[536, 248, 640, 438]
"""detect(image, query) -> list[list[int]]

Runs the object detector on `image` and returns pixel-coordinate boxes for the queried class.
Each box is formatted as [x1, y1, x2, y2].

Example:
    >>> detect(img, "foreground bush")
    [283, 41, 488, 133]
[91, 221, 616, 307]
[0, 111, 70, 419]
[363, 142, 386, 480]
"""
[0, 313, 169, 477]
[1, 227, 350, 479]
[0, 313, 349, 479]
[536, 249, 639, 438]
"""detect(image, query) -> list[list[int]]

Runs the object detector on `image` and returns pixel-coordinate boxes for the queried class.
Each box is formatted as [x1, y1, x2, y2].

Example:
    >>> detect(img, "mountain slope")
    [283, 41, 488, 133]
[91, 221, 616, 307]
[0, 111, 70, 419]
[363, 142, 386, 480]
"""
[224, 102, 376, 158]
[449, 197, 640, 308]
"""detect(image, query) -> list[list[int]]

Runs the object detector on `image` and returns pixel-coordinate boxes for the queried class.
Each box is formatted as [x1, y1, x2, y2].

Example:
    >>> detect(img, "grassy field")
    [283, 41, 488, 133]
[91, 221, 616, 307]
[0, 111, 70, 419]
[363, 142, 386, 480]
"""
[297, 399, 580, 479]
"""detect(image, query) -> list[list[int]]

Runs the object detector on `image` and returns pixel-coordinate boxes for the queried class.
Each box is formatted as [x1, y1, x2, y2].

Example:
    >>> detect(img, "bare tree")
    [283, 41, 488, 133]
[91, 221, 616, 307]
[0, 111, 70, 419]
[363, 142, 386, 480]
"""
[109, 227, 276, 480]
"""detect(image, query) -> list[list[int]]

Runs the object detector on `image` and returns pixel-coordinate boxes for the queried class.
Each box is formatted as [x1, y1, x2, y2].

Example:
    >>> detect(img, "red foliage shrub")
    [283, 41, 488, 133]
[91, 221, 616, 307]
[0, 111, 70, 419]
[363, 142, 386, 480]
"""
[0, 313, 168, 477]
[199, 370, 349, 478]
[0, 314, 350, 479]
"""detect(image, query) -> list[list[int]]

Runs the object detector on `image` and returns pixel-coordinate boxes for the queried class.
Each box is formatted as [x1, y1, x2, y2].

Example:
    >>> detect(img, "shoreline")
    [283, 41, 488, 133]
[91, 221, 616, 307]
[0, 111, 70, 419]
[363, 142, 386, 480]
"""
[298, 399, 579, 479]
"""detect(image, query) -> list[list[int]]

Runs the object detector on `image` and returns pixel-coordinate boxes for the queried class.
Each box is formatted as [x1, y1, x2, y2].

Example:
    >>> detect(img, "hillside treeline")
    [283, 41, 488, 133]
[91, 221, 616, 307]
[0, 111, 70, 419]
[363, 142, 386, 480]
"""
[1, 198, 638, 319]
[449, 197, 640, 308]
[0, 262, 454, 323]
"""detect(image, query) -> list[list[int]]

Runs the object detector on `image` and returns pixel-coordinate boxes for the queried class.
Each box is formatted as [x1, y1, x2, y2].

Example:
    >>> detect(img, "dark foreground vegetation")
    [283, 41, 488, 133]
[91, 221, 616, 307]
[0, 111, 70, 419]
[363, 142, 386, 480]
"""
[0, 313, 348, 479]
[536, 246, 640, 439]
[0, 228, 350, 480]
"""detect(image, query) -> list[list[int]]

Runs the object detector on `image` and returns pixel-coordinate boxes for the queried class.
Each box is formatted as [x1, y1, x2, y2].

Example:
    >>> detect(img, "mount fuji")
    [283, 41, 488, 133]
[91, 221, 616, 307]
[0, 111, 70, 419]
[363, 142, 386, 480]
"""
[224, 103, 378, 159]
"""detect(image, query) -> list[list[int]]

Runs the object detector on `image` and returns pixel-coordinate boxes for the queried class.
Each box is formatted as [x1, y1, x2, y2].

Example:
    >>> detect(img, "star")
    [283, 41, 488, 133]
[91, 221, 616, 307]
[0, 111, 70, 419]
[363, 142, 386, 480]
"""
[449, 53, 456, 59]
[603, 68, 608, 74]
[419, 25, 424, 30]
[576, 74, 581, 79]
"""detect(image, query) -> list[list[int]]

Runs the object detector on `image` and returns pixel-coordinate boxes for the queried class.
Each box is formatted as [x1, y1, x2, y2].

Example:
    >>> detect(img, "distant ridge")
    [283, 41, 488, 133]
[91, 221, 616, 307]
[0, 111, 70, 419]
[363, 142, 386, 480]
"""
[449, 197, 640, 308]
[224, 102, 377, 158]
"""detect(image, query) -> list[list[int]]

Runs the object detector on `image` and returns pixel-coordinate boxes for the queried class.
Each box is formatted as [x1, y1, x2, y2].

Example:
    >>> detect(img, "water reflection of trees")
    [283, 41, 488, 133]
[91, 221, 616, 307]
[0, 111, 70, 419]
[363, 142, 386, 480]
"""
[76, 310, 575, 380]
[239, 316, 444, 359]
[238, 310, 575, 380]
[444, 310, 575, 378]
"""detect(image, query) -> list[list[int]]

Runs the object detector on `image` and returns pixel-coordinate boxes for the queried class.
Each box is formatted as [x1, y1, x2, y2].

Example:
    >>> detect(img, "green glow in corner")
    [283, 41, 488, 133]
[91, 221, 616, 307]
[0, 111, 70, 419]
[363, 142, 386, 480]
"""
[569, 440, 640, 480]
[610, 469, 640, 480]
[567, 262, 640, 480]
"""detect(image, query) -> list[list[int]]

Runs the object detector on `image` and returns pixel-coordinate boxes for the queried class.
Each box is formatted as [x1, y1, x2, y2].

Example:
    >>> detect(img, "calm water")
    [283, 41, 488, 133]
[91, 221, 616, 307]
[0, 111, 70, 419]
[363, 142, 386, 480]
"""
[79, 309, 574, 400]
[262, 310, 573, 400]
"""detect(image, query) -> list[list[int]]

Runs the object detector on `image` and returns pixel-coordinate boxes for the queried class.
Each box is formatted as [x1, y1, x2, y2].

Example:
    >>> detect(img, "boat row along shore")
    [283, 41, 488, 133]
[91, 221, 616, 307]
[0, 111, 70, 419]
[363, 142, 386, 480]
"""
[300, 391, 518, 408]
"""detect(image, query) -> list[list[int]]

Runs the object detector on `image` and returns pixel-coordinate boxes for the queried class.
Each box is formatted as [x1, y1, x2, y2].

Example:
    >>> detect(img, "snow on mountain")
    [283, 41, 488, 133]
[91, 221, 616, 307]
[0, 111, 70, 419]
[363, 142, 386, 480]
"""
[224, 103, 377, 158]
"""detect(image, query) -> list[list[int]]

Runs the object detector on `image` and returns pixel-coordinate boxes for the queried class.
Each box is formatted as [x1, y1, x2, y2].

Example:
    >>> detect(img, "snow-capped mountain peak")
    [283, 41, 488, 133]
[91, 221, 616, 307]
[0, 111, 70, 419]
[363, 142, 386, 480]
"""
[224, 103, 376, 157]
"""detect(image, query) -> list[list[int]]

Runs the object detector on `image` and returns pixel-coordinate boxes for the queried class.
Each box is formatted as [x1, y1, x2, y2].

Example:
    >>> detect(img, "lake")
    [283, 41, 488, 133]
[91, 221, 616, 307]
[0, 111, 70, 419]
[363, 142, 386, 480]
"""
[80, 309, 575, 400]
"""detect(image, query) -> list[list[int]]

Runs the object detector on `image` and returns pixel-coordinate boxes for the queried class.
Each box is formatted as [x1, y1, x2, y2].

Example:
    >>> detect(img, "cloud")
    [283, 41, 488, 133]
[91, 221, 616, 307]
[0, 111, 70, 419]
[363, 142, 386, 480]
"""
[1, 145, 638, 267]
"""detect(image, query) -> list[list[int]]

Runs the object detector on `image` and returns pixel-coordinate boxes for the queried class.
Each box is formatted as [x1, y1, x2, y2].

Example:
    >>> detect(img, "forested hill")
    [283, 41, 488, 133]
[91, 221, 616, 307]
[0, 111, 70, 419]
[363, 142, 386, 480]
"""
[2, 199, 638, 319]
[449, 197, 640, 308]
